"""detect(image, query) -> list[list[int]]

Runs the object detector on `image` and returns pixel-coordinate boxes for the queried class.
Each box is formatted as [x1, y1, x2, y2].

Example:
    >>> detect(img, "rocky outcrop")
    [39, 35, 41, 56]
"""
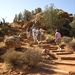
[22, 13, 44, 31]
[58, 12, 73, 36]
[4, 36, 21, 49]
[19, 32, 27, 39]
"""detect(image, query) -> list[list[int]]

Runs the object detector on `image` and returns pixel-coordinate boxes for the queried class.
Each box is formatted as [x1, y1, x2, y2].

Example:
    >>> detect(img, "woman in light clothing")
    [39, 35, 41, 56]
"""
[55, 29, 61, 51]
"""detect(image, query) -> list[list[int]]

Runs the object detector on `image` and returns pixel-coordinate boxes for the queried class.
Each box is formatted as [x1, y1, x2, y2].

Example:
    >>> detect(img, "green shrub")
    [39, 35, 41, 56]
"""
[70, 28, 75, 37]
[1, 26, 9, 32]
[0, 26, 9, 35]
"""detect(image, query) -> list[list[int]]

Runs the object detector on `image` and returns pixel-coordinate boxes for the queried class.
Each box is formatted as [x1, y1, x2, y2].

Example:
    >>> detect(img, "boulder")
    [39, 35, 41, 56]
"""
[5, 36, 21, 49]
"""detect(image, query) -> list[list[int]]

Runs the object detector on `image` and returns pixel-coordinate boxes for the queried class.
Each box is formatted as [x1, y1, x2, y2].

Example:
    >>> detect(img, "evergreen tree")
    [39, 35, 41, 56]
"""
[35, 7, 42, 14]
[40, 4, 60, 35]
[31, 10, 35, 16]
[23, 9, 31, 21]
[13, 14, 18, 22]
[17, 12, 23, 22]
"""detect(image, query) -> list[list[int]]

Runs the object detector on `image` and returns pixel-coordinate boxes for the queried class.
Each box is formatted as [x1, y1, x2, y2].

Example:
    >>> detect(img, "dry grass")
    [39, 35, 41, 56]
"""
[68, 38, 75, 51]
[63, 37, 75, 52]
[2, 48, 42, 70]
[21, 49, 42, 67]
[46, 34, 55, 44]
[61, 36, 72, 44]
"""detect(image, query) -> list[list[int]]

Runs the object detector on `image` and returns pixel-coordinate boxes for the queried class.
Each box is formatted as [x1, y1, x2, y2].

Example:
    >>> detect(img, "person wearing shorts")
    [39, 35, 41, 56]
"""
[55, 29, 62, 51]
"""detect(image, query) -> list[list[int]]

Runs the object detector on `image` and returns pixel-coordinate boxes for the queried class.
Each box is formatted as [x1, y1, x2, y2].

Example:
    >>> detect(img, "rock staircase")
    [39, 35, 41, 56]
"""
[48, 44, 75, 75]
[20, 39, 75, 75]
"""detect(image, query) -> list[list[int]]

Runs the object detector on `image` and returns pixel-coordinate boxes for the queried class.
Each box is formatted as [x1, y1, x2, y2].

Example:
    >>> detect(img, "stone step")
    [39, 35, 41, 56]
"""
[48, 69, 68, 75]
[49, 48, 57, 50]
[61, 57, 75, 60]
[41, 63, 69, 75]
[49, 51, 61, 59]
[56, 51, 74, 55]
[52, 49, 65, 52]
[54, 60, 75, 65]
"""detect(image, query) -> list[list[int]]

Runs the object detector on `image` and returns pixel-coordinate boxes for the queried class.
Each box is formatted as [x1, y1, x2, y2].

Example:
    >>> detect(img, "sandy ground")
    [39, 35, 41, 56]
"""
[0, 39, 75, 75]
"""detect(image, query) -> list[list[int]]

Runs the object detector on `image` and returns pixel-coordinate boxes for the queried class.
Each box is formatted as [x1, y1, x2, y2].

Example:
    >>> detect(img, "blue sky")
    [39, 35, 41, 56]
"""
[0, 0, 75, 23]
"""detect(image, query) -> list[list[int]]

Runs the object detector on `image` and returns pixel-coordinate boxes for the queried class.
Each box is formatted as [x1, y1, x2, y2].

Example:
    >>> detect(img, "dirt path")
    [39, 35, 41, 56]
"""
[20, 39, 75, 75]
[0, 38, 75, 75]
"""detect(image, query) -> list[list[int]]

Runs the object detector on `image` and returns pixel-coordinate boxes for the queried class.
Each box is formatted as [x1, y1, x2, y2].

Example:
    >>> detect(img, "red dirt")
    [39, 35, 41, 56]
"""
[0, 38, 75, 75]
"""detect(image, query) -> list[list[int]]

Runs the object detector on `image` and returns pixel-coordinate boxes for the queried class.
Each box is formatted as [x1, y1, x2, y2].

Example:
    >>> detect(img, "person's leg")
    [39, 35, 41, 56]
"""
[37, 35, 39, 43]
[56, 39, 61, 50]
[57, 39, 61, 51]
[35, 35, 38, 43]
[33, 34, 35, 42]
[39, 34, 41, 43]
[33, 34, 36, 43]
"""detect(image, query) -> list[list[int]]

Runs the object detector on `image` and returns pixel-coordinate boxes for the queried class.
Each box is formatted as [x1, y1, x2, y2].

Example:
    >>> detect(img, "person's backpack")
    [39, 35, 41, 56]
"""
[27, 27, 30, 32]
[38, 30, 41, 35]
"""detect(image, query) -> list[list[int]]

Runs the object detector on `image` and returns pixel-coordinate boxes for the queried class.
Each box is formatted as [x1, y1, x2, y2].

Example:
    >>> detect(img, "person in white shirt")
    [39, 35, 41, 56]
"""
[36, 28, 41, 44]
[32, 27, 37, 43]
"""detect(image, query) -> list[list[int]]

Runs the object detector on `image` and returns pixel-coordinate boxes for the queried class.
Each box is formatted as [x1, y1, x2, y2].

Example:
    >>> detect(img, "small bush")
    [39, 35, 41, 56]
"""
[46, 35, 55, 44]
[62, 36, 72, 44]
[2, 49, 23, 68]
[2, 48, 42, 69]
[70, 28, 75, 37]
[21, 49, 42, 67]
[1, 25, 9, 32]
[46, 29, 55, 35]
[68, 39, 75, 51]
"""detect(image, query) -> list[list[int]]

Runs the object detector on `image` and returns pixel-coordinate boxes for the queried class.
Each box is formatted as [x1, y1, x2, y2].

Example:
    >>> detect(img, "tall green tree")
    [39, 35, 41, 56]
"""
[35, 7, 42, 14]
[23, 9, 31, 21]
[13, 14, 18, 22]
[40, 4, 60, 35]
[31, 10, 35, 16]
[17, 12, 23, 22]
